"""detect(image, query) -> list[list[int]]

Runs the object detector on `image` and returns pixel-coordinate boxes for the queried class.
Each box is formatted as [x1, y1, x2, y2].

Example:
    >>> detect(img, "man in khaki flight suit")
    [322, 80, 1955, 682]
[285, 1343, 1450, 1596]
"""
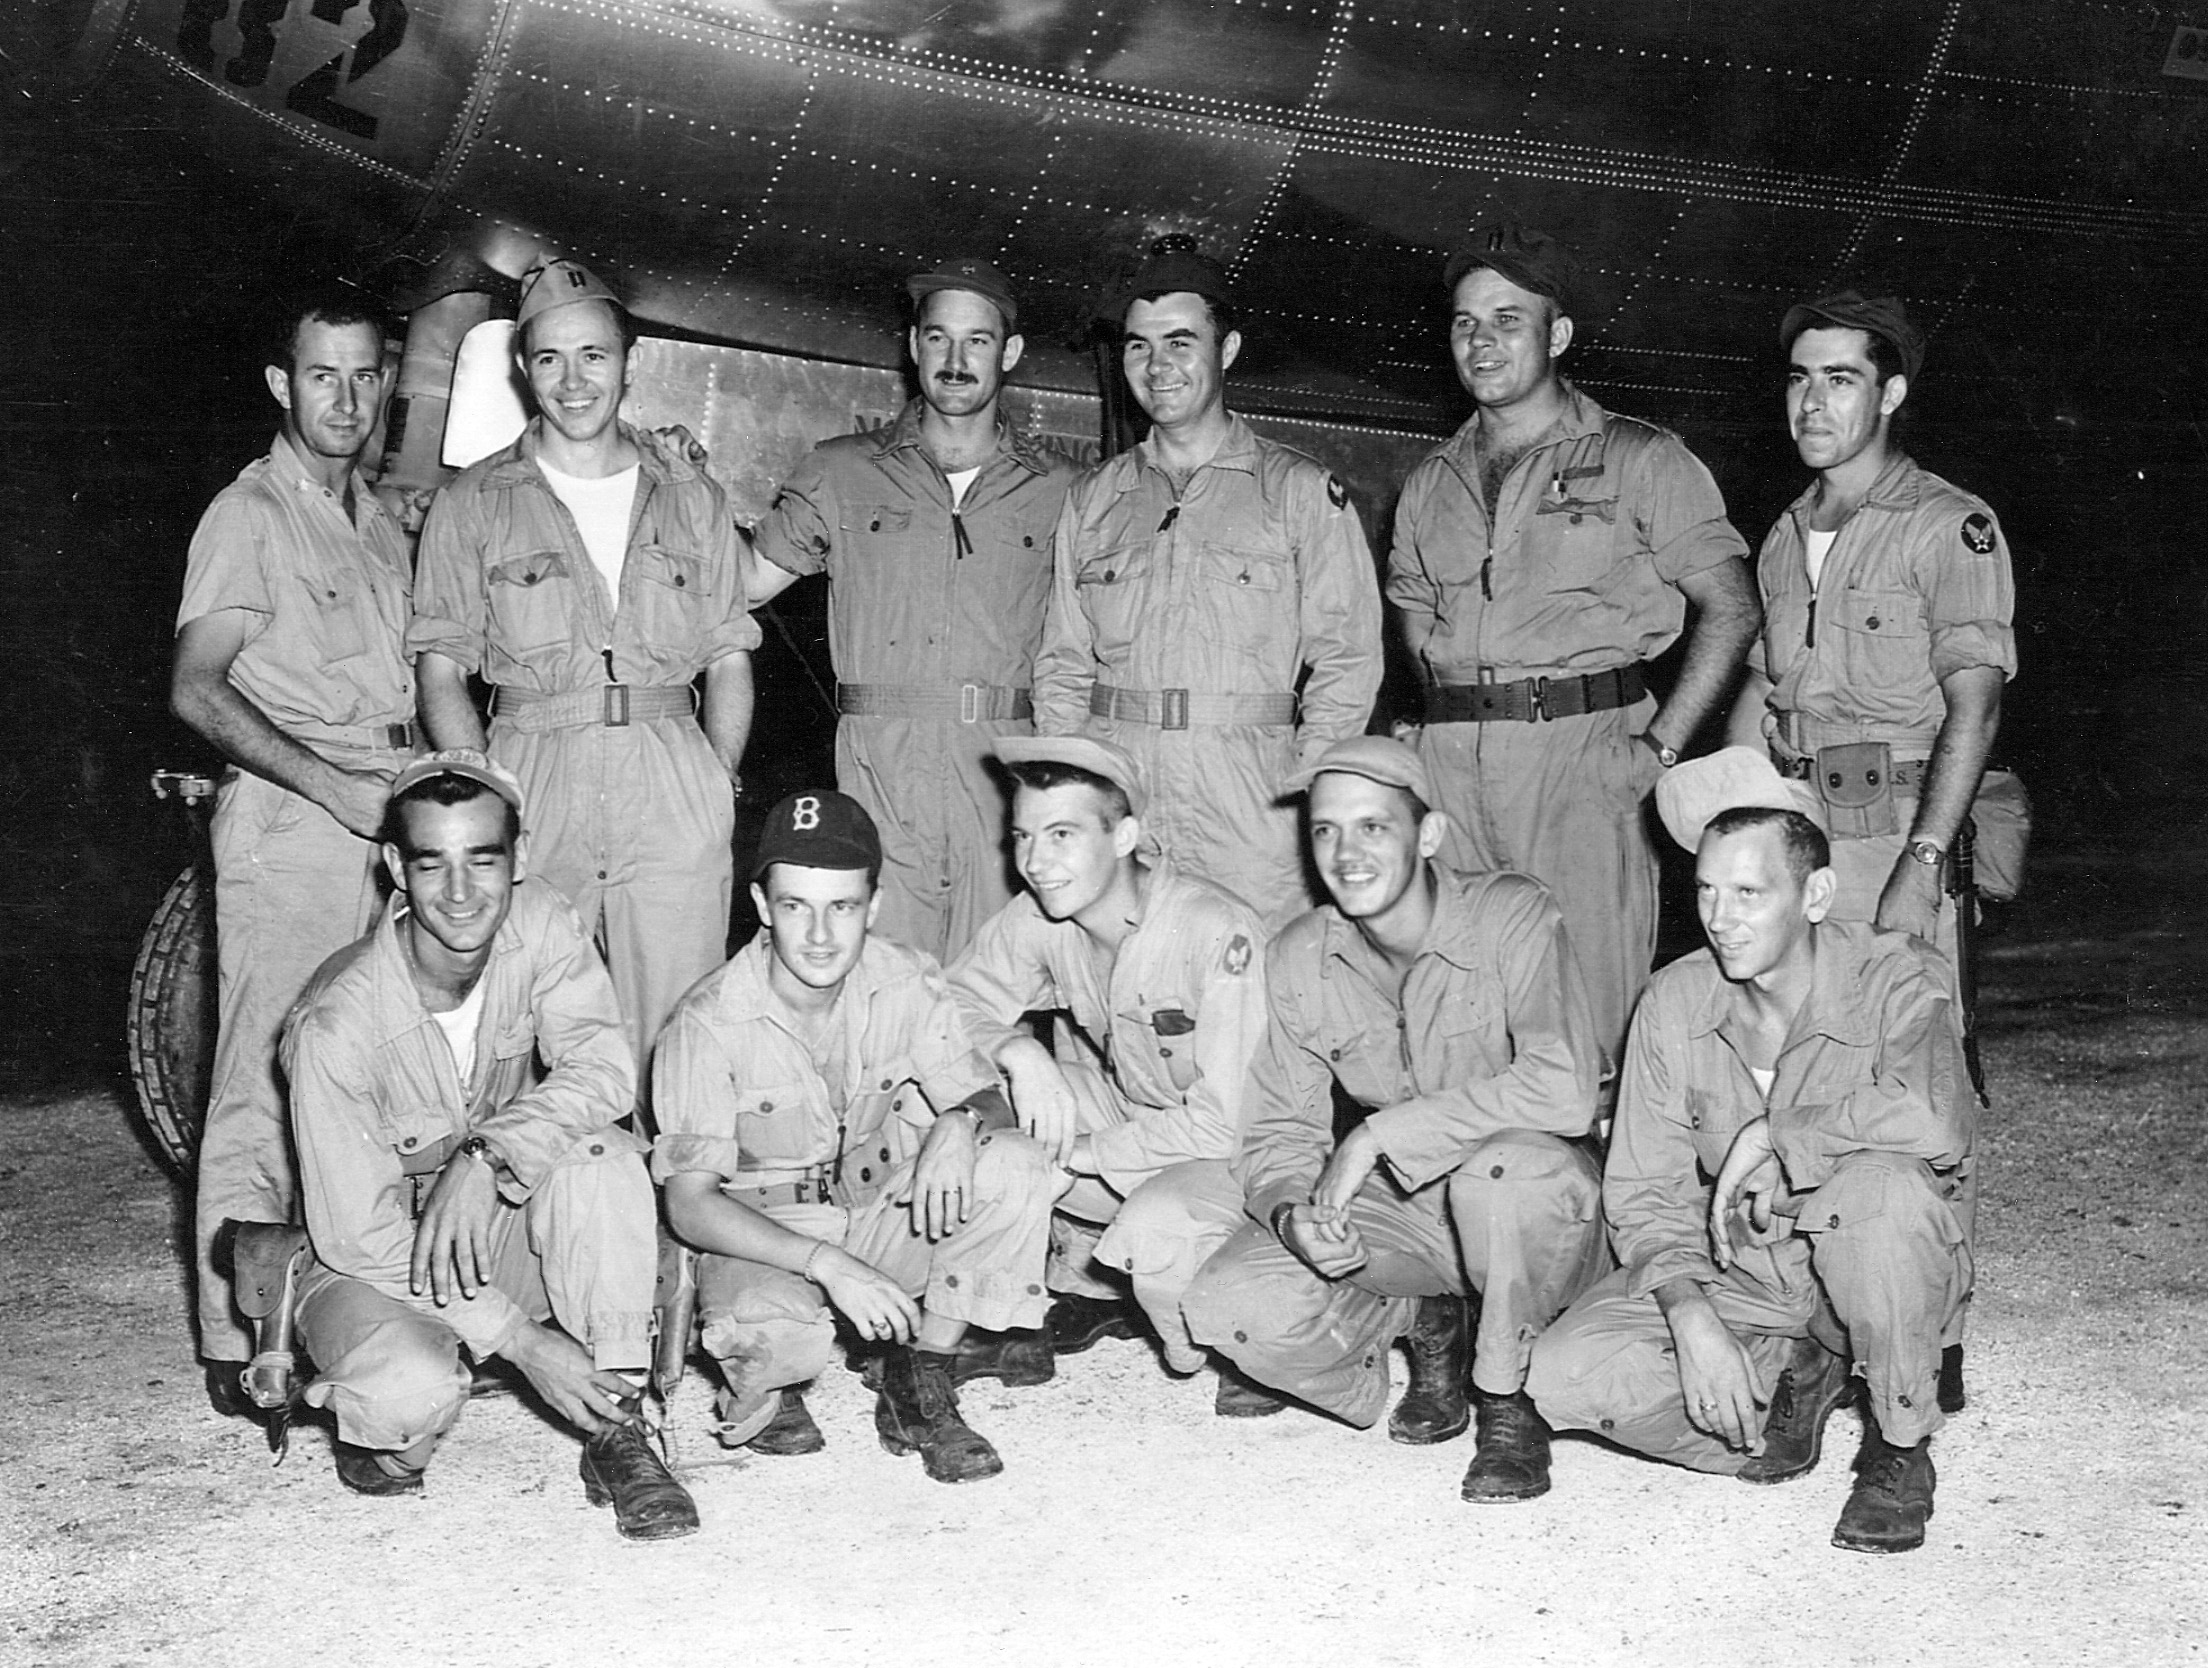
[1032, 237, 1382, 926]
[750, 257, 1082, 961]
[171, 288, 418, 1414]
[412, 259, 758, 1078]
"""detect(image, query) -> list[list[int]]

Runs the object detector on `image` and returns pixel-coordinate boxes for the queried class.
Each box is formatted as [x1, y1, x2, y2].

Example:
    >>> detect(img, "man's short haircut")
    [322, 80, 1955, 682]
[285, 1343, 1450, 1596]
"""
[1006, 759, 1134, 827]
[915, 285, 1014, 340]
[381, 771, 522, 854]
[519, 295, 639, 359]
[1703, 805, 1830, 883]
[1783, 317, 1908, 389]
[1130, 289, 1238, 341]
[268, 286, 391, 373]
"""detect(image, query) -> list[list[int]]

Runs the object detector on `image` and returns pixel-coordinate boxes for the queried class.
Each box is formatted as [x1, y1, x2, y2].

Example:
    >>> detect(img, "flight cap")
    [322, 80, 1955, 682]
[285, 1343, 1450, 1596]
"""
[907, 256, 1019, 331]
[995, 735, 1147, 818]
[1443, 222, 1580, 315]
[1286, 735, 1436, 808]
[516, 257, 622, 330]
[389, 748, 526, 818]
[1780, 289, 1924, 384]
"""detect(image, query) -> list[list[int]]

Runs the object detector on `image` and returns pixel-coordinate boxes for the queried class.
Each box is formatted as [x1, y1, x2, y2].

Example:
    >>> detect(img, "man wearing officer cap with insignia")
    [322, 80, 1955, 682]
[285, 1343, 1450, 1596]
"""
[278, 749, 698, 1538]
[1180, 735, 1609, 1500]
[749, 257, 1082, 961]
[1389, 223, 1762, 1075]
[1529, 749, 1974, 1553]
[412, 257, 760, 1084]
[1031, 236, 1382, 927]
[945, 734, 1270, 1403]
[652, 789, 1059, 1482]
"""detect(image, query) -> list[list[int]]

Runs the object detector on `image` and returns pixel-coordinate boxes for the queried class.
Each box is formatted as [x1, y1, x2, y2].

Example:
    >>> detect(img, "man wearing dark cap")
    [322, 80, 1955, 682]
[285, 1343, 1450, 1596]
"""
[1032, 238, 1382, 927]
[172, 287, 418, 1412]
[749, 257, 1082, 961]
[652, 790, 1059, 1483]
[412, 258, 759, 1081]
[280, 750, 697, 1538]
[1529, 753, 1974, 1553]
[1389, 223, 1761, 1071]
[946, 735, 1269, 1401]
[1728, 290, 2016, 964]
[1181, 736, 1609, 1502]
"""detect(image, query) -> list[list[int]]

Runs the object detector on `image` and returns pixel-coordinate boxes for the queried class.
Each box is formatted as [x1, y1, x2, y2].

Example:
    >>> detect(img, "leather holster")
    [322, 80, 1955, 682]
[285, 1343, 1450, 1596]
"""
[228, 1221, 312, 1410]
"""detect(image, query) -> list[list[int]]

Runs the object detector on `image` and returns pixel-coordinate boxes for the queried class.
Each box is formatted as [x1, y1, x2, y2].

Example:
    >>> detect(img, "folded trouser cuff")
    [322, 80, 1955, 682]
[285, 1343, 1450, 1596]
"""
[585, 1308, 655, 1374]
[925, 1263, 1050, 1332]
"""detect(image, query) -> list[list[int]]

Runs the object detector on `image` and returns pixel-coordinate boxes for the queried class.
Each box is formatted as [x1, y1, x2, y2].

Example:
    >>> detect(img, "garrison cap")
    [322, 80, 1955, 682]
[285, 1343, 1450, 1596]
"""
[907, 257, 1019, 331]
[1655, 747, 1827, 854]
[994, 735, 1147, 818]
[1101, 234, 1233, 327]
[1780, 289, 1924, 385]
[752, 789, 882, 879]
[1444, 222, 1580, 315]
[389, 748, 527, 818]
[516, 258, 622, 330]
[1286, 734, 1436, 808]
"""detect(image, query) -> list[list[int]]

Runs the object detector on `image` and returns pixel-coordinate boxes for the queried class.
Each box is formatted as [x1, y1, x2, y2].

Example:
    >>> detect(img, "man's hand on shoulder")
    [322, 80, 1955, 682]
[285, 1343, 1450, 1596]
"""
[410, 1145, 502, 1305]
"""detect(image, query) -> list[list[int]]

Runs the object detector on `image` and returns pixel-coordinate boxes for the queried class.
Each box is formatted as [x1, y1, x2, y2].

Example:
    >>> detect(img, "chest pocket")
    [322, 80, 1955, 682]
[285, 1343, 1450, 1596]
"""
[486, 549, 576, 652]
[842, 504, 914, 539]
[1528, 492, 1624, 591]
[1828, 588, 1927, 697]
[628, 543, 716, 654]
[1145, 1005, 1201, 1095]
[1074, 542, 1151, 638]
[297, 569, 373, 663]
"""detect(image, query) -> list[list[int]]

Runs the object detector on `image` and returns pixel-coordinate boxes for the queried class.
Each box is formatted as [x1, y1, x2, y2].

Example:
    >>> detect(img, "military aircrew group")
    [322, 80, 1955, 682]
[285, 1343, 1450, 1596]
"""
[173, 224, 2013, 1556]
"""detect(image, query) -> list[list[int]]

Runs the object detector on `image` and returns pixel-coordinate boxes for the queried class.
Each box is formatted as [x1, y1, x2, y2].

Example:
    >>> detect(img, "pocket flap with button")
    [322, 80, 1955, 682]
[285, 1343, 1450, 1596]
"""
[1202, 544, 1285, 592]
[488, 550, 571, 589]
[632, 544, 713, 597]
[841, 504, 913, 537]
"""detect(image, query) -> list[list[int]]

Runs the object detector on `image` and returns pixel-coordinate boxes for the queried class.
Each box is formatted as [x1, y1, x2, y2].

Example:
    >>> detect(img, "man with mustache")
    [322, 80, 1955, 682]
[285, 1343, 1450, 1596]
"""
[750, 258, 1082, 961]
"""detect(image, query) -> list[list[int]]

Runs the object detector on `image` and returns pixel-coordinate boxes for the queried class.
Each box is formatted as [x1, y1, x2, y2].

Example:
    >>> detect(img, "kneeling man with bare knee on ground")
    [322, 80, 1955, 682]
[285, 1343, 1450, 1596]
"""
[280, 750, 696, 1539]
[653, 790, 1059, 1483]
[1527, 753, 1974, 1553]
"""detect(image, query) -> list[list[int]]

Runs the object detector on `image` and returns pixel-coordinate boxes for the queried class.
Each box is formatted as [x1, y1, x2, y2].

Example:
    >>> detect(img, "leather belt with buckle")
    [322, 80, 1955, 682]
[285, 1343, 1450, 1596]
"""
[1424, 664, 1647, 724]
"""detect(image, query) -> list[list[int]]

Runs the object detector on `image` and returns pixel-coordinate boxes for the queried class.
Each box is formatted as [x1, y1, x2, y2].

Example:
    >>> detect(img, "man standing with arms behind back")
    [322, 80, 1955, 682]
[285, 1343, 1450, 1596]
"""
[749, 258, 1081, 961]
[171, 287, 418, 1415]
[1389, 224, 1761, 1068]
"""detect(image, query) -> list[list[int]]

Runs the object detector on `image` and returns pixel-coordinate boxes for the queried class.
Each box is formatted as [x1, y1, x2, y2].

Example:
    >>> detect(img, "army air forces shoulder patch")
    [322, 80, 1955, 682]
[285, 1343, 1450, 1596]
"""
[1326, 475, 1349, 511]
[1223, 934, 1253, 976]
[1960, 512, 1998, 555]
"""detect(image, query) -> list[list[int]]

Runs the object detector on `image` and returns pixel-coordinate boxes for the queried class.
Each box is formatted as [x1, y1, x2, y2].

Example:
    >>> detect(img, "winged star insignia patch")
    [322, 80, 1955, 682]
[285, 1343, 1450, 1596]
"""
[1326, 476, 1348, 510]
[1960, 512, 1997, 555]
[1224, 934, 1252, 976]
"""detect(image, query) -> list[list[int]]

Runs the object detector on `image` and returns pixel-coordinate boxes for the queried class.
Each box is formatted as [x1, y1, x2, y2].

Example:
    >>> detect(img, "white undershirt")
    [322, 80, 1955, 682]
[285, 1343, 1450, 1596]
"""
[945, 466, 981, 509]
[537, 458, 640, 607]
[431, 976, 489, 1092]
[1804, 527, 1838, 593]
[1749, 1065, 1776, 1101]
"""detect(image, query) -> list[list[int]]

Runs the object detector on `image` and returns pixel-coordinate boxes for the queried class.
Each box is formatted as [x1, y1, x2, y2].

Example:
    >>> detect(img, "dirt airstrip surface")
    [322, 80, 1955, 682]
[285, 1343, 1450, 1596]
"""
[3, 883, 2203, 1668]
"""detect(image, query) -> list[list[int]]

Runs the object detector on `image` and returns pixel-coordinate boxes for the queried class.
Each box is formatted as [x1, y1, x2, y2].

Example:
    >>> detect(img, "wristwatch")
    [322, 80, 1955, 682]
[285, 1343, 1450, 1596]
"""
[1907, 839, 1946, 868]
[1269, 1200, 1301, 1245]
[1639, 732, 1678, 770]
[455, 1134, 498, 1167]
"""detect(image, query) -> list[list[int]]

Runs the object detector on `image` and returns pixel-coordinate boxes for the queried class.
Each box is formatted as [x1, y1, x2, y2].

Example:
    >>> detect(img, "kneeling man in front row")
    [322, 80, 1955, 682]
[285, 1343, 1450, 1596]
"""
[282, 750, 696, 1539]
[653, 790, 1059, 1483]
[1528, 753, 1974, 1553]
[1181, 737, 1610, 1500]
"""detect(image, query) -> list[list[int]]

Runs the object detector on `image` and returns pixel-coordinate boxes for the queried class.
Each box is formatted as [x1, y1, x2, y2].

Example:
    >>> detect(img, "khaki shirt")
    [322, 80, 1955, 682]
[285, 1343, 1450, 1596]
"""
[409, 421, 759, 690]
[1751, 452, 2017, 757]
[1605, 919, 1975, 1302]
[949, 860, 1268, 1195]
[1239, 867, 1601, 1221]
[1032, 416, 1381, 760]
[652, 936, 997, 1203]
[176, 431, 415, 745]
[1388, 383, 1746, 680]
[281, 884, 638, 1357]
[754, 400, 1081, 689]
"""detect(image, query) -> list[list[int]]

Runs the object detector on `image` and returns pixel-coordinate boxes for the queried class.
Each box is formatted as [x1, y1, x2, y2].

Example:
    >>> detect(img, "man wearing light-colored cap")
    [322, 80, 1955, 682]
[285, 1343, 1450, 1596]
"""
[1388, 222, 1761, 1072]
[172, 286, 419, 1410]
[411, 257, 759, 1084]
[1030, 236, 1382, 927]
[749, 257, 1082, 962]
[653, 790, 1058, 1483]
[279, 749, 698, 1538]
[944, 734, 1271, 1403]
[1529, 756, 1974, 1554]
[1180, 736, 1609, 1499]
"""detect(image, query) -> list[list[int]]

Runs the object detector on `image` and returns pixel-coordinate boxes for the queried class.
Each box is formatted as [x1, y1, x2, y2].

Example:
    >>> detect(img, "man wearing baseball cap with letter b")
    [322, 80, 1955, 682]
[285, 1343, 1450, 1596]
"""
[651, 790, 1059, 1482]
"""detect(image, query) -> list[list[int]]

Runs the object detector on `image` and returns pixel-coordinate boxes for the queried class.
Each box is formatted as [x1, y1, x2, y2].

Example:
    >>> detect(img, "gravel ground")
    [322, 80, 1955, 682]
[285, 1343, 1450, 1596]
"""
[3, 920, 2203, 1668]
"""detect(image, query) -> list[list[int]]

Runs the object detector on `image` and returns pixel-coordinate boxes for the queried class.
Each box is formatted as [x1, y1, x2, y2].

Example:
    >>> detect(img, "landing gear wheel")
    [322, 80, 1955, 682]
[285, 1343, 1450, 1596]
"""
[126, 864, 216, 1175]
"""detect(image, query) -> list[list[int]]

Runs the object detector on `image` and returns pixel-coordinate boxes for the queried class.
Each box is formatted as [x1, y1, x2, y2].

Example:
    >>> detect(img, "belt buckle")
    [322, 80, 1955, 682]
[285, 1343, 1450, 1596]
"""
[960, 683, 981, 725]
[1529, 677, 1548, 722]
[1161, 688, 1188, 730]
[603, 684, 630, 727]
[384, 721, 414, 750]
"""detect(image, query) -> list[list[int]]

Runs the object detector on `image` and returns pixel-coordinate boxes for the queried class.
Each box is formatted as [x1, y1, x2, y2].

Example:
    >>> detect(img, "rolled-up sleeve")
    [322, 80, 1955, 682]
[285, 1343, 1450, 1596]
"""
[650, 999, 748, 1183]
[1919, 506, 2017, 685]
[753, 448, 837, 581]
[407, 484, 487, 672]
[1290, 468, 1382, 762]
[1030, 489, 1095, 736]
[1639, 436, 1749, 586]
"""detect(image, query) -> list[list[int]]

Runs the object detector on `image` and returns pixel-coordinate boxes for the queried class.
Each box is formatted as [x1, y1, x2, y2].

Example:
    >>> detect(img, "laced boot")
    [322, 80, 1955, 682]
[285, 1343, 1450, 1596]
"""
[1046, 1292, 1139, 1355]
[1458, 1390, 1553, 1503]
[950, 1326, 1056, 1387]
[874, 1348, 1004, 1483]
[745, 1388, 826, 1456]
[580, 1398, 700, 1540]
[1833, 1428, 1937, 1554]
[1388, 1295, 1472, 1446]
[1738, 1334, 1857, 1484]
[1938, 1343, 1967, 1413]
[1213, 1364, 1287, 1418]
[334, 1442, 426, 1497]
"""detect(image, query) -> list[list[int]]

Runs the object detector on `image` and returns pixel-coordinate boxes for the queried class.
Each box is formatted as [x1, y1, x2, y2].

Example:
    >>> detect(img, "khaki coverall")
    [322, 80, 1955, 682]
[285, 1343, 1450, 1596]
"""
[1032, 418, 1382, 926]
[1527, 921, 1974, 1467]
[282, 884, 655, 1455]
[179, 431, 417, 1362]
[1749, 451, 2017, 959]
[948, 859, 1269, 1368]
[755, 402, 1082, 961]
[409, 423, 759, 1072]
[652, 936, 1056, 1439]
[1388, 383, 1750, 1062]
[1182, 869, 1608, 1425]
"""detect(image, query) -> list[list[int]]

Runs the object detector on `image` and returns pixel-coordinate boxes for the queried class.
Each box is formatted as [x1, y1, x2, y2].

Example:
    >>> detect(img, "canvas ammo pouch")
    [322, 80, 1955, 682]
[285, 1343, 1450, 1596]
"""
[1812, 741, 1901, 839]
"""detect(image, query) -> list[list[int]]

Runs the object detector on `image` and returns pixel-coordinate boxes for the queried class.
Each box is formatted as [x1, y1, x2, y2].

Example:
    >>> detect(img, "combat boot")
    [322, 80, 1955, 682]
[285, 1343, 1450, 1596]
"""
[1737, 1334, 1857, 1484]
[580, 1399, 700, 1541]
[1213, 1365, 1286, 1418]
[745, 1388, 825, 1456]
[1833, 1430, 1936, 1554]
[333, 1442, 426, 1497]
[950, 1325, 1056, 1387]
[1388, 1295, 1472, 1445]
[1046, 1292, 1138, 1354]
[875, 1347, 1004, 1483]
[1938, 1343, 1967, 1413]
[1459, 1390, 1552, 1503]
